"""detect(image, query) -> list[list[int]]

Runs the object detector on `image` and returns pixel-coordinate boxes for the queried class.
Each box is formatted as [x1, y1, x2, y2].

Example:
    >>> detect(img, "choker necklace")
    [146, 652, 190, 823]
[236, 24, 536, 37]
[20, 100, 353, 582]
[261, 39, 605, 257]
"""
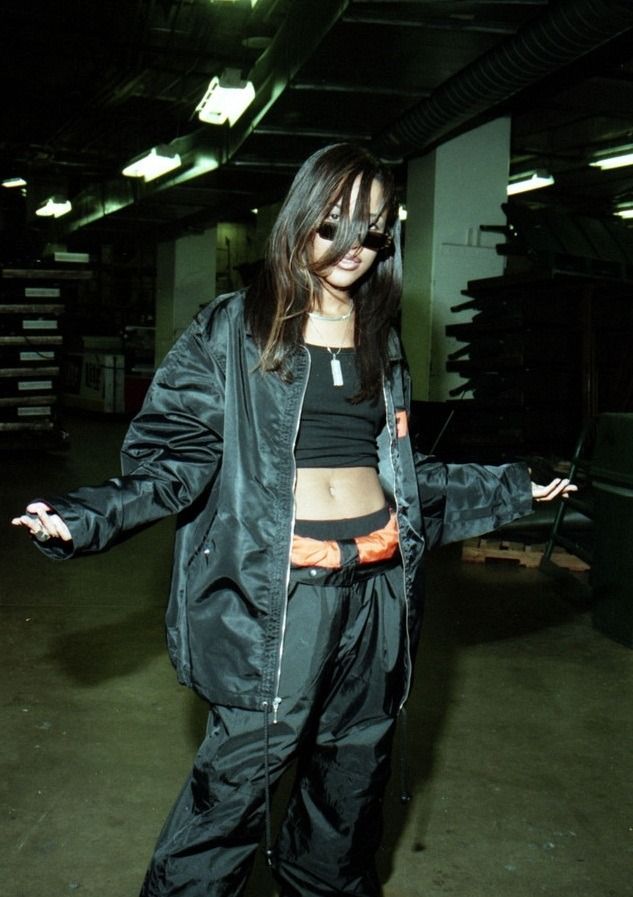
[307, 303, 353, 322]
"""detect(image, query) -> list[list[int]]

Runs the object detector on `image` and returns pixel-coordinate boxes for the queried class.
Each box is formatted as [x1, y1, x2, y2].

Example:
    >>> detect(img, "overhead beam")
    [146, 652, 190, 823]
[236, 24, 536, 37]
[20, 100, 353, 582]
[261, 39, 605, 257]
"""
[64, 131, 221, 233]
[62, 0, 351, 234]
[220, 0, 352, 164]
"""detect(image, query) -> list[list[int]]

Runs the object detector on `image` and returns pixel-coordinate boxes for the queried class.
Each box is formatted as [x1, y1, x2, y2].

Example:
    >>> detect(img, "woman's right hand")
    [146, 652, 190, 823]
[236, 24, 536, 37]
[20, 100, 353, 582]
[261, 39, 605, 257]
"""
[11, 502, 72, 543]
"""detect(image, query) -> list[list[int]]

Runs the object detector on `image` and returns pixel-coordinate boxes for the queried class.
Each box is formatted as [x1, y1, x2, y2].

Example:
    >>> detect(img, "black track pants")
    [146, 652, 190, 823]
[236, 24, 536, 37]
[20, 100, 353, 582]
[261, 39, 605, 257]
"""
[140, 561, 406, 897]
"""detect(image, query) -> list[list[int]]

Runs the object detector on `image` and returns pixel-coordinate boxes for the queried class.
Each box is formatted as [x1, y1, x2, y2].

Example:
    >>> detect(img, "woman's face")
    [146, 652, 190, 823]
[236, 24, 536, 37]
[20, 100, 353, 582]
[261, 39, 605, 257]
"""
[310, 176, 388, 298]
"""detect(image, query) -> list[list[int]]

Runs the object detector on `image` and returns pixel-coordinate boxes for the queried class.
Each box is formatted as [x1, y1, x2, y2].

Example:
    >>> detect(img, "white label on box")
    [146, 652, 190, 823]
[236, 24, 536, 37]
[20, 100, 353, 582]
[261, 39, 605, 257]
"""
[18, 380, 53, 391]
[20, 351, 55, 361]
[18, 406, 52, 417]
[22, 319, 58, 330]
[24, 287, 61, 298]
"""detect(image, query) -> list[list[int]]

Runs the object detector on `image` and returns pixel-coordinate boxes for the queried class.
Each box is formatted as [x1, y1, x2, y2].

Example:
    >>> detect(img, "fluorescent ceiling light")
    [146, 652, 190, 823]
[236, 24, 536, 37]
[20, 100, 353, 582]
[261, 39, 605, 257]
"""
[209, 0, 259, 6]
[615, 207, 633, 219]
[507, 170, 555, 196]
[196, 69, 256, 126]
[36, 197, 72, 218]
[590, 148, 633, 171]
[2, 176, 27, 188]
[122, 145, 182, 182]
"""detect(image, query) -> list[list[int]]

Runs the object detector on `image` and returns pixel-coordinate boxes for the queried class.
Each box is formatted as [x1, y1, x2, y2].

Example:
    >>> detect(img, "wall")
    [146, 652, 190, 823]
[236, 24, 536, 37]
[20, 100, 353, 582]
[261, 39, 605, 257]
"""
[401, 117, 511, 401]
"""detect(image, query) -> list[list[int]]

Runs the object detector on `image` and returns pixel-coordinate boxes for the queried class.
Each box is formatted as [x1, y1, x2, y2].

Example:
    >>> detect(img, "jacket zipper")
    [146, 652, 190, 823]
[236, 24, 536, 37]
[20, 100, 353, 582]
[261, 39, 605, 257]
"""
[269, 347, 311, 724]
[382, 378, 413, 711]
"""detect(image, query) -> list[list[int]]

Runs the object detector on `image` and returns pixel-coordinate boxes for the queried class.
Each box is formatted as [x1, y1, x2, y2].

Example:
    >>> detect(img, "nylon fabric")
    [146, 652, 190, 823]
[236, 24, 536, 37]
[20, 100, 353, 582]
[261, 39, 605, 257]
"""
[413, 455, 533, 549]
[291, 511, 399, 569]
[290, 534, 342, 568]
[140, 563, 405, 897]
[356, 511, 399, 564]
[27, 289, 537, 896]
[34, 290, 533, 713]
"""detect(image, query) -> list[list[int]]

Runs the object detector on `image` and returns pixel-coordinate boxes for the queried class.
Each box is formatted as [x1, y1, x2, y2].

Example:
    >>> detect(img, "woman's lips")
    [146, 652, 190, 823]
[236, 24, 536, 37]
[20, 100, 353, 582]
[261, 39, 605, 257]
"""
[336, 256, 361, 270]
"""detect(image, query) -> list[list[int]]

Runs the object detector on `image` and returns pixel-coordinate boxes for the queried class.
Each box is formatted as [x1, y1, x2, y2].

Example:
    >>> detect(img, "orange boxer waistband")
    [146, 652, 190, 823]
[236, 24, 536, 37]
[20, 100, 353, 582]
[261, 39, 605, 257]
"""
[291, 509, 400, 570]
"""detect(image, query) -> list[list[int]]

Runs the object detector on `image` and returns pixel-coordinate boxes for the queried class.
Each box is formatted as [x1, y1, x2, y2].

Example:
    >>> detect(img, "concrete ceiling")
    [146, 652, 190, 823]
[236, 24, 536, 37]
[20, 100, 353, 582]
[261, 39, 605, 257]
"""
[1, 0, 632, 251]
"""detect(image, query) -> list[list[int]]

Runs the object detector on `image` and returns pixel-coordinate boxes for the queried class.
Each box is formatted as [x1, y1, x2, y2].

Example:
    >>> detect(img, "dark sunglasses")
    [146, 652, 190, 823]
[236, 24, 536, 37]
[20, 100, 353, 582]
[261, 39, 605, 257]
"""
[316, 221, 393, 252]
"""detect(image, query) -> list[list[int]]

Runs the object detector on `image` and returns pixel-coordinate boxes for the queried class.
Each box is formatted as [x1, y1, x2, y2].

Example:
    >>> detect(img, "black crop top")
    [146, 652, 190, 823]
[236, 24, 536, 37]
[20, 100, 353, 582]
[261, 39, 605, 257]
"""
[295, 344, 385, 469]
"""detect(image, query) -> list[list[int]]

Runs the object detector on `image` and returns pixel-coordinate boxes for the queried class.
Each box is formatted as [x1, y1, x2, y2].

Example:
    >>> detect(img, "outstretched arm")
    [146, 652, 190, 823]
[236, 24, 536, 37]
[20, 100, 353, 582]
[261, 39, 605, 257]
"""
[11, 312, 225, 557]
[415, 455, 576, 549]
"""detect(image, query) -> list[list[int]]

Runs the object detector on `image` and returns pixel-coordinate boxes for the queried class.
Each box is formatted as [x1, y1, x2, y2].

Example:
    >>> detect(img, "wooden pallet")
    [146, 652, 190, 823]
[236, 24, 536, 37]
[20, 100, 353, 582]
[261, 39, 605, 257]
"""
[461, 537, 590, 572]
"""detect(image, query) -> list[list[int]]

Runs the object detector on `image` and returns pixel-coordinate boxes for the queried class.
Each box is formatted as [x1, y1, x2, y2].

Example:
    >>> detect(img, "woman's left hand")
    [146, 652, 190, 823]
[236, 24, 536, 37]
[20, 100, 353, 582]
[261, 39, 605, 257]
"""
[531, 478, 577, 502]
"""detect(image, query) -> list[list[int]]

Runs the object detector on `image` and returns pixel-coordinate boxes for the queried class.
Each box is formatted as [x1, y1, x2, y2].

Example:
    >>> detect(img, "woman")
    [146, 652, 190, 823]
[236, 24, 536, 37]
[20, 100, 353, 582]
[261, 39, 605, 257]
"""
[12, 143, 573, 897]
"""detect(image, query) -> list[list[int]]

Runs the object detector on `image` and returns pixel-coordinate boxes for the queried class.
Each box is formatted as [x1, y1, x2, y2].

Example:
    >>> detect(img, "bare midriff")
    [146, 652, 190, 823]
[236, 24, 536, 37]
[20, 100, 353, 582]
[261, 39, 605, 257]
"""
[294, 466, 386, 521]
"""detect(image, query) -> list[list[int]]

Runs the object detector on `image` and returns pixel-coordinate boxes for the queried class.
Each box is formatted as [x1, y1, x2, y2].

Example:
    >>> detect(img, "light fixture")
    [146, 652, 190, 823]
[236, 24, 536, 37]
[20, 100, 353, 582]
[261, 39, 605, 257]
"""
[507, 170, 555, 196]
[196, 68, 256, 127]
[590, 146, 633, 171]
[2, 176, 27, 188]
[209, 0, 259, 6]
[615, 205, 633, 220]
[35, 197, 72, 218]
[122, 145, 182, 182]
[398, 204, 408, 221]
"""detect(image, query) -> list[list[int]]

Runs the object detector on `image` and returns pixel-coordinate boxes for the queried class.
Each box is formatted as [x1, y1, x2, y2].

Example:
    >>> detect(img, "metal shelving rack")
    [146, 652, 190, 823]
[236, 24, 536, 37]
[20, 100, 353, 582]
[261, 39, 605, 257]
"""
[0, 264, 89, 448]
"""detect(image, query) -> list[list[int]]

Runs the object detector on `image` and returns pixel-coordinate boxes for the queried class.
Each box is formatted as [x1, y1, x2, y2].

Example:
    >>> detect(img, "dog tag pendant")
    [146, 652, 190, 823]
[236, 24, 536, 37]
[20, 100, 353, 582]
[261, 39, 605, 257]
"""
[330, 357, 344, 387]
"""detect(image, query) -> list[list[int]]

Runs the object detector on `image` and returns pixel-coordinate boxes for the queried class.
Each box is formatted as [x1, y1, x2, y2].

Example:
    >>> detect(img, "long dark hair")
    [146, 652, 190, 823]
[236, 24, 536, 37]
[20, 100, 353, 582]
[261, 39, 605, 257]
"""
[245, 143, 402, 400]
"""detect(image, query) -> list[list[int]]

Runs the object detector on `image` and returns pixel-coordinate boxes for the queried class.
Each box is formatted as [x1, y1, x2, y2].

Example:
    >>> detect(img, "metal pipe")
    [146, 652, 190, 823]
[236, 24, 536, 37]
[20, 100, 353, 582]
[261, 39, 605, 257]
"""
[373, 0, 633, 159]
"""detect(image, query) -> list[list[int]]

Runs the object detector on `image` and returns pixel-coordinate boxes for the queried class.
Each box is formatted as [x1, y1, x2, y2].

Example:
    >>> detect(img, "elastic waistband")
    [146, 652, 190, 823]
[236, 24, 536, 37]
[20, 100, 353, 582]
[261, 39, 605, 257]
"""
[291, 509, 399, 571]
[294, 504, 390, 540]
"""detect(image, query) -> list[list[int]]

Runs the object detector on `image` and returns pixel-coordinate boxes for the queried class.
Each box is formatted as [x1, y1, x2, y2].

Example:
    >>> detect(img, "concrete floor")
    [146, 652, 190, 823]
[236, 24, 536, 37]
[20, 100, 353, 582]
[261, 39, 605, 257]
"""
[2, 412, 632, 897]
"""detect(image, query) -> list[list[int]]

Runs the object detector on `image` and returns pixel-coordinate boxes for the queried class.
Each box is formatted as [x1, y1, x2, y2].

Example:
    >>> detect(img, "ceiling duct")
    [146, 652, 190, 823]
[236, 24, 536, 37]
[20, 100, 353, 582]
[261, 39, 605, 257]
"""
[373, 0, 633, 160]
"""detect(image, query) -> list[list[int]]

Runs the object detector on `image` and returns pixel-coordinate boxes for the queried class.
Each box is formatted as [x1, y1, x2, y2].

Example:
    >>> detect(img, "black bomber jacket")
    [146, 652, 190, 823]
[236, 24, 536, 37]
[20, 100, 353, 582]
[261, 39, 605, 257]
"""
[38, 291, 533, 711]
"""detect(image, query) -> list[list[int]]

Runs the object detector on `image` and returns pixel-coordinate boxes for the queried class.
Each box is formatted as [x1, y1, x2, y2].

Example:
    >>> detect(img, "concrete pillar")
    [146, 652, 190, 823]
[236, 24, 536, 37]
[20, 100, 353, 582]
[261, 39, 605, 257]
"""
[401, 117, 511, 401]
[155, 227, 217, 365]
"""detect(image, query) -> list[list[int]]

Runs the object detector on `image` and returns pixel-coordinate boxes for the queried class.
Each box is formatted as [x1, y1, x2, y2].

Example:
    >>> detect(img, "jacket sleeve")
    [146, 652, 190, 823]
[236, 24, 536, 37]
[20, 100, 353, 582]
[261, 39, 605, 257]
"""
[414, 453, 533, 549]
[35, 314, 225, 559]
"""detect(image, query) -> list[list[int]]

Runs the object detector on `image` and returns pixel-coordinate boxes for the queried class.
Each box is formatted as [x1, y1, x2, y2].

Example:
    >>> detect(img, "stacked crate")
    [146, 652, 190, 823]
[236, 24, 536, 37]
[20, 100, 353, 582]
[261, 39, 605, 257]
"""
[0, 268, 66, 445]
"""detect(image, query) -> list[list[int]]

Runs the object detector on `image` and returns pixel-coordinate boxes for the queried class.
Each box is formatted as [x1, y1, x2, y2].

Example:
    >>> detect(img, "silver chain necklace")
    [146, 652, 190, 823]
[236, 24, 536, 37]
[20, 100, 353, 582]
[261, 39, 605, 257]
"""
[307, 314, 353, 387]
